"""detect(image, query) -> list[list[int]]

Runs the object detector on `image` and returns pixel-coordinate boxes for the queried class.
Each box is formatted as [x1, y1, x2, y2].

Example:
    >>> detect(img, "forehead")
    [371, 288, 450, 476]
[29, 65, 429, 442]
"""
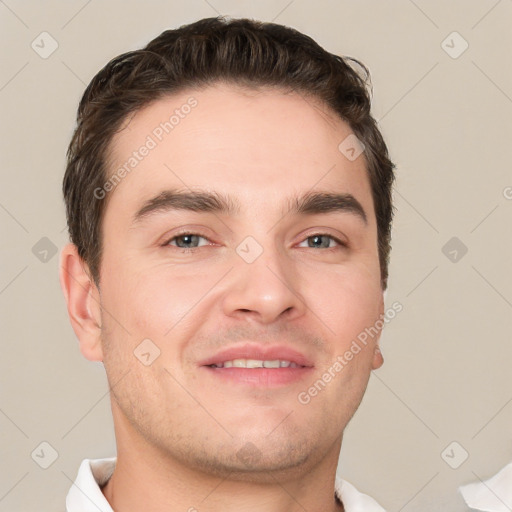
[105, 83, 374, 221]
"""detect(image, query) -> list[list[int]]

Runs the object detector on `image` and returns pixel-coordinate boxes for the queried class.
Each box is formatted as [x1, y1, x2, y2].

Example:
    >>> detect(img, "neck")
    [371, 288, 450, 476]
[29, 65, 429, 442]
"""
[102, 412, 344, 512]
[103, 467, 344, 512]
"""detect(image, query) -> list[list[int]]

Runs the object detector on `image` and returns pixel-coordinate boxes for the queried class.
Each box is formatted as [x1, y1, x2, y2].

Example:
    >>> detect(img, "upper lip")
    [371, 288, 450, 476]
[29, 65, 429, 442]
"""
[198, 343, 314, 367]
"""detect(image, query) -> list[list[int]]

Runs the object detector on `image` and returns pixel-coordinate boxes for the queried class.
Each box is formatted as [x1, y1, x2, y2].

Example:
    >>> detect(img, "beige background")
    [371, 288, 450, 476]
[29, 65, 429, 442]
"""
[1, 1, 511, 510]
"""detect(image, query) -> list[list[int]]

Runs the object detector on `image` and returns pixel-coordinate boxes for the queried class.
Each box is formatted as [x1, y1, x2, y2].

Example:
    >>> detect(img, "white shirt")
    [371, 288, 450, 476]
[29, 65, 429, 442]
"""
[66, 458, 386, 512]
[459, 461, 512, 511]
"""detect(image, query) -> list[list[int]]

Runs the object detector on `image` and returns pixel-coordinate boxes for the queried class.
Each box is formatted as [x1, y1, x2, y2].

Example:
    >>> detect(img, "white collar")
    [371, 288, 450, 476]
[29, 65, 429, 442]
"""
[334, 475, 386, 511]
[66, 458, 115, 512]
[66, 458, 386, 512]
[459, 461, 512, 511]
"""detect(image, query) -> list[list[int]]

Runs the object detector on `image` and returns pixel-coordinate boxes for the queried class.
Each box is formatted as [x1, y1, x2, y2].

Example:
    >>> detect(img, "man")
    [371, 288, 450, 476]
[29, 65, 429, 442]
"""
[60, 16, 395, 512]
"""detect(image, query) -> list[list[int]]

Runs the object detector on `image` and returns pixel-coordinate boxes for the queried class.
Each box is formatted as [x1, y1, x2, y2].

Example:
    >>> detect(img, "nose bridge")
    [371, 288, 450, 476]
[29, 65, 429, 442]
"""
[221, 234, 305, 323]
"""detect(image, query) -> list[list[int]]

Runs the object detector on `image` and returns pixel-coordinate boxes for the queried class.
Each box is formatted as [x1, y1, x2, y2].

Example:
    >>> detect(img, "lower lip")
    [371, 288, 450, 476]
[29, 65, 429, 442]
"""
[201, 366, 314, 387]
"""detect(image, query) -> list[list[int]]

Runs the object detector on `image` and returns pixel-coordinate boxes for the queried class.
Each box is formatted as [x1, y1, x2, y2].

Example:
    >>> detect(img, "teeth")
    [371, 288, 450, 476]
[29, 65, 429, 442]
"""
[246, 359, 264, 368]
[211, 359, 300, 369]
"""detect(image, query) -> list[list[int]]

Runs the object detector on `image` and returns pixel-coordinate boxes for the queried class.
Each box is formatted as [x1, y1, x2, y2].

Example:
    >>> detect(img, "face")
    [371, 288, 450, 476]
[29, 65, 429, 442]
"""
[93, 84, 383, 479]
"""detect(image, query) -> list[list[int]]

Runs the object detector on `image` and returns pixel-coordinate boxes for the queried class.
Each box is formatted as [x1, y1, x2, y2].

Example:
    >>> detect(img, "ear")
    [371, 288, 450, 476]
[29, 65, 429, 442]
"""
[371, 345, 384, 370]
[371, 291, 385, 370]
[59, 243, 104, 362]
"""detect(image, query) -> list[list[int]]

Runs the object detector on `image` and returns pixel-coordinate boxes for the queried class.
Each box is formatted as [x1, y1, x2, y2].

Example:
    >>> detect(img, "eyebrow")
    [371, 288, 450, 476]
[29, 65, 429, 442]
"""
[131, 189, 368, 226]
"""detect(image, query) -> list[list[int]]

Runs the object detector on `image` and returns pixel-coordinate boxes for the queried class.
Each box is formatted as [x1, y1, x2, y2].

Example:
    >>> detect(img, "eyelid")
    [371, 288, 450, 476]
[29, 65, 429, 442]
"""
[296, 229, 348, 247]
[161, 229, 215, 248]
[296, 234, 347, 250]
[161, 228, 348, 250]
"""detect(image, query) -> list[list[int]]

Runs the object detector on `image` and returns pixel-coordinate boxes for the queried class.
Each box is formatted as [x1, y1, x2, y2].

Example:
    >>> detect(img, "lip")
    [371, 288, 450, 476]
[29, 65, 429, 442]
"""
[202, 366, 314, 387]
[198, 343, 315, 388]
[197, 343, 315, 368]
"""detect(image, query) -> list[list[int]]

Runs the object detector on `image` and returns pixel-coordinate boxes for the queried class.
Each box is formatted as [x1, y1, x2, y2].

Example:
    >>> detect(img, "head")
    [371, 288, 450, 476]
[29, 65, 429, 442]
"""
[60, 17, 395, 480]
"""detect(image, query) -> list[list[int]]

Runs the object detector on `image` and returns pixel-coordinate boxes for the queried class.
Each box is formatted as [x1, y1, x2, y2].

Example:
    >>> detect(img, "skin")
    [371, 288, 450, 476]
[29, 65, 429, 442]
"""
[60, 83, 384, 512]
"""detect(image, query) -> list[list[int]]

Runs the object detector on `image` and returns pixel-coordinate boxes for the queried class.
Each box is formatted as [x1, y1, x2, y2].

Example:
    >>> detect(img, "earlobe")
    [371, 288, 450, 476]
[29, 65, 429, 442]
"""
[59, 243, 104, 362]
[371, 345, 384, 370]
[371, 293, 385, 370]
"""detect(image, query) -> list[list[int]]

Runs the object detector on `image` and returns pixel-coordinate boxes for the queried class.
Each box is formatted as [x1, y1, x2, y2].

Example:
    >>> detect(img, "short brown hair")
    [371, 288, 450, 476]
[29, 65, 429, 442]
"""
[63, 16, 395, 289]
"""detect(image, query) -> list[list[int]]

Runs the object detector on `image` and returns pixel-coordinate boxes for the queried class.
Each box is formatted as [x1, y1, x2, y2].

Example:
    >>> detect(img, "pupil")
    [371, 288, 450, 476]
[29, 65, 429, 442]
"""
[178, 235, 197, 248]
[310, 235, 327, 248]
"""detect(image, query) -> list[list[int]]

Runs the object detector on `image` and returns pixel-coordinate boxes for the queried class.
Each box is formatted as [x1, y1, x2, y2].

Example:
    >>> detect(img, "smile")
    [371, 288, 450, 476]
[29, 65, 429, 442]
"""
[209, 359, 304, 369]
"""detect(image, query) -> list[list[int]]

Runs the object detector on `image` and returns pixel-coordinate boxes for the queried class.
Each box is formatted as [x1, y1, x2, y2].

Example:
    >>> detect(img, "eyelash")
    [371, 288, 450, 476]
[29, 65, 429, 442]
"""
[162, 231, 347, 253]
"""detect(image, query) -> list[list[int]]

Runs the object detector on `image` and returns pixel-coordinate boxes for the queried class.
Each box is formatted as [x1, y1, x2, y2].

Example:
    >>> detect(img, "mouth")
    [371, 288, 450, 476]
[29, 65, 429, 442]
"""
[198, 343, 314, 387]
[208, 359, 305, 369]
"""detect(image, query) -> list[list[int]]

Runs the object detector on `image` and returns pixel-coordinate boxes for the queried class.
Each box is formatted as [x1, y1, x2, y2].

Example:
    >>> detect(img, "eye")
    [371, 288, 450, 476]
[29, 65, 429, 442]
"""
[162, 232, 345, 252]
[164, 233, 211, 251]
[297, 234, 345, 249]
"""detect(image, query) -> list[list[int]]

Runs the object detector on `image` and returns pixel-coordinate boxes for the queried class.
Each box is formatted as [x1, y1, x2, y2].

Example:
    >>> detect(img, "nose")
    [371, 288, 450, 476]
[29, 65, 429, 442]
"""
[221, 242, 306, 325]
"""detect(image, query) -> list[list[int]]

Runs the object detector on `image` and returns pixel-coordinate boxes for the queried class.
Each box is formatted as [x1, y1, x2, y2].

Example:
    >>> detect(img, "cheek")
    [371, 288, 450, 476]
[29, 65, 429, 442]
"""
[102, 260, 219, 338]
[309, 265, 383, 348]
